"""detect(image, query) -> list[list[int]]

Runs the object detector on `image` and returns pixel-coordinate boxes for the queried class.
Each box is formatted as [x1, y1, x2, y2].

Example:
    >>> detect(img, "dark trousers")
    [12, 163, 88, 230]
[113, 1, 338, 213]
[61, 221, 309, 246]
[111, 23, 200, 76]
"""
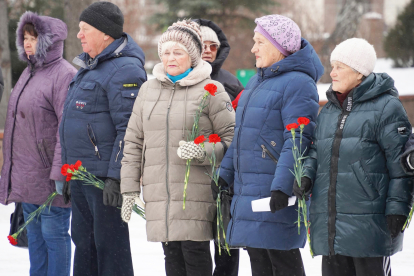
[70, 180, 134, 276]
[162, 241, 212, 276]
[322, 255, 391, 276]
[246, 247, 306, 276]
[213, 243, 239, 276]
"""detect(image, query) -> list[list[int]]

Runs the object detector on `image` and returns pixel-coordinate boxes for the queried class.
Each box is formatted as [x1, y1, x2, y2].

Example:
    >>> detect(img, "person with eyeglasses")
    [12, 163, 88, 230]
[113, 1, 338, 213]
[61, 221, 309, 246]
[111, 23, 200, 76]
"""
[193, 18, 243, 276]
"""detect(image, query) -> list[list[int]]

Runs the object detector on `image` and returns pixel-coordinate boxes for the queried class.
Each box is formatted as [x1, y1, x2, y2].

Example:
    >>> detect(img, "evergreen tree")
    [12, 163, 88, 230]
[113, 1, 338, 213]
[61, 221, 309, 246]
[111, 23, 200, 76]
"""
[384, 0, 414, 67]
[151, 0, 275, 30]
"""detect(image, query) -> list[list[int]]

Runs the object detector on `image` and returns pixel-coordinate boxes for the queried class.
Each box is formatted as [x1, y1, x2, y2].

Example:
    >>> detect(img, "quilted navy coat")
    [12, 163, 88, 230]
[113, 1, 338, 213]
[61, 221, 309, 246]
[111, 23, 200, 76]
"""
[303, 73, 413, 257]
[59, 34, 146, 180]
[219, 39, 323, 250]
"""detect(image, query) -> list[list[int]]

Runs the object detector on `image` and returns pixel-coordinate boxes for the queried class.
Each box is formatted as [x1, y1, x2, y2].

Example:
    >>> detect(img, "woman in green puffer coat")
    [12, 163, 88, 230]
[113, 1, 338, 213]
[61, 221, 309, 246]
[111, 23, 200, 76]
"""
[294, 38, 413, 276]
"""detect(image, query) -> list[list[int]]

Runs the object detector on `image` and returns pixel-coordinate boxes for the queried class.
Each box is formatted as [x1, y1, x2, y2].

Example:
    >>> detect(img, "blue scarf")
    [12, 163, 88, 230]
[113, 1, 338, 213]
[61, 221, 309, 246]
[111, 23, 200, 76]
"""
[167, 68, 193, 83]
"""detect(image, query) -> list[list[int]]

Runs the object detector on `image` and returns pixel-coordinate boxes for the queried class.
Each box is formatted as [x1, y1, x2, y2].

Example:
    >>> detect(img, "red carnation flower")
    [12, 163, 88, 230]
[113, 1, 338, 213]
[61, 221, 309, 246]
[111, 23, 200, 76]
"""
[69, 164, 75, 172]
[194, 135, 206, 145]
[74, 160, 82, 170]
[7, 235, 17, 246]
[297, 117, 310, 126]
[204, 83, 217, 96]
[286, 123, 298, 131]
[208, 134, 221, 144]
[61, 164, 69, 176]
[66, 173, 73, 182]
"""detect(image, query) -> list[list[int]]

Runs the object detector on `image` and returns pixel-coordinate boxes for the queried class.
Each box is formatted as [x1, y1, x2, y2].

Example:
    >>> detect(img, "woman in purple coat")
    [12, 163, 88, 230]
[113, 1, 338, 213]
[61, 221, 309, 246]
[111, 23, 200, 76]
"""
[0, 12, 76, 276]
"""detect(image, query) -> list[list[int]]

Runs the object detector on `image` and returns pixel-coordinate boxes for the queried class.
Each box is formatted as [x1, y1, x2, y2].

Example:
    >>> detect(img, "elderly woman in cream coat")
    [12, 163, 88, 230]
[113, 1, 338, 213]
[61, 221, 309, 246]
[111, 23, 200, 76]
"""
[120, 20, 235, 276]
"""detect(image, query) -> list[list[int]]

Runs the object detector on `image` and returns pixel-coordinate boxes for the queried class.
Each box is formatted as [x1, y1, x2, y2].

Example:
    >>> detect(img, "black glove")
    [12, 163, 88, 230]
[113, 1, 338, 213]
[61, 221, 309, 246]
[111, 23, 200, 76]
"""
[292, 177, 312, 201]
[386, 215, 407, 238]
[103, 178, 123, 207]
[270, 191, 289, 213]
[62, 181, 71, 204]
[211, 177, 228, 200]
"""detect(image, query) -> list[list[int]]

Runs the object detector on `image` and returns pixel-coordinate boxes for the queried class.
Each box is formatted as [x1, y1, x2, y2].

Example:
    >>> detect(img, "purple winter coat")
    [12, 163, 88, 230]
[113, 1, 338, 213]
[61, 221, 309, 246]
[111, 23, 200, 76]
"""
[0, 12, 76, 207]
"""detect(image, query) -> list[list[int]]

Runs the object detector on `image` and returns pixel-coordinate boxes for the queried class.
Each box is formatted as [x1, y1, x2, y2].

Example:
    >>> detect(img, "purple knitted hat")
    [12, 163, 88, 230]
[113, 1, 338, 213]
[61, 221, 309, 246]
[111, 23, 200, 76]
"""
[254, 15, 301, 56]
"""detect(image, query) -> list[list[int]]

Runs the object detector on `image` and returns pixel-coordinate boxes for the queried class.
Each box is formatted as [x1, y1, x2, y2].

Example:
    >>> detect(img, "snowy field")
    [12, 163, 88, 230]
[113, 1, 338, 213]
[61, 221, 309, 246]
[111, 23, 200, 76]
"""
[0, 202, 413, 275]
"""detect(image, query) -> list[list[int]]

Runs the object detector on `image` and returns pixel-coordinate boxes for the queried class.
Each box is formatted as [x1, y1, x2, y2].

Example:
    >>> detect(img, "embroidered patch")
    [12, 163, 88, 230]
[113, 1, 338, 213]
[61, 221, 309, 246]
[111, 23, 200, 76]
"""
[76, 101, 86, 109]
[123, 83, 138, 88]
[226, 102, 233, 112]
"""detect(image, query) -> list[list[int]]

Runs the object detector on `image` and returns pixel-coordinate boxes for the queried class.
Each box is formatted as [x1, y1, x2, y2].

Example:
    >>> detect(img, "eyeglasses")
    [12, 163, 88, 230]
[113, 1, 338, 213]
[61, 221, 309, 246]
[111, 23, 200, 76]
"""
[203, 43, 219, 52]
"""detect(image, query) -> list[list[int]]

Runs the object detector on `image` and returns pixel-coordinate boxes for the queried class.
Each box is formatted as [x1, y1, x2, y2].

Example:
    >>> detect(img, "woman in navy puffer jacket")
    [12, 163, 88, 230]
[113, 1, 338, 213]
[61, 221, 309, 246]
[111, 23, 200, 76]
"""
[215, 15, 323, 276]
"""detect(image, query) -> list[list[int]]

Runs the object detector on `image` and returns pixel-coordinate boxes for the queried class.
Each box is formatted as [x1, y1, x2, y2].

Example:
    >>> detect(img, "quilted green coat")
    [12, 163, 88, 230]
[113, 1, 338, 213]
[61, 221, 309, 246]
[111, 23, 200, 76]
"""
[303, 73, 413, 257]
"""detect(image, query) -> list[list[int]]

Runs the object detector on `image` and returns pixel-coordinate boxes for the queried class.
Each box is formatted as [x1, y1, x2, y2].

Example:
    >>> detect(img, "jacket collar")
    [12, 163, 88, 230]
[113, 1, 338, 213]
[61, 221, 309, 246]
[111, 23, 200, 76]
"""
[153, 60, 212, 87]
[72, 35, 128, 70]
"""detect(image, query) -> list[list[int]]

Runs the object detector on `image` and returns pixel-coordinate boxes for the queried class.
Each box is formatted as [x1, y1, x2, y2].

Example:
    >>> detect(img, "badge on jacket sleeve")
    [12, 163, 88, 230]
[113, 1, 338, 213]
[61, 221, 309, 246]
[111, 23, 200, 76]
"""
[226, 102, 233, 112]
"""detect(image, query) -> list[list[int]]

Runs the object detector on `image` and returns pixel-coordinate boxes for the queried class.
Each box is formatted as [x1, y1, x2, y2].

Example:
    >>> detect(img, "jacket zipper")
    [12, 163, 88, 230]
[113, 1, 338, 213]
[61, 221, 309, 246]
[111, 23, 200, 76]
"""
[115, 140, 122, 162]
[165, 84, 176, 241]
[5, 68, 34, 204]
[87, 123, 101, 159]
[261, 145, 278, 163]
[327, 92, 353, 255]
[230, 76, 263, 245]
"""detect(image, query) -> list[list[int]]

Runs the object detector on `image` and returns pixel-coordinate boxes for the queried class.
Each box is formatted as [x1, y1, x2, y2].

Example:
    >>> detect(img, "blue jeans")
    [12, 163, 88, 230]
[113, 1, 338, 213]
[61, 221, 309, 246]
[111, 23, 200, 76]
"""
[22, 203, 71, 276]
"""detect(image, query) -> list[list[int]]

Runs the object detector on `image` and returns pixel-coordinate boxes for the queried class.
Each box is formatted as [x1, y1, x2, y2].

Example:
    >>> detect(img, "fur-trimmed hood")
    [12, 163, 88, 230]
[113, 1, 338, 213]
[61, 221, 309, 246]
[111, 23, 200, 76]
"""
[16, 11, 67, 67]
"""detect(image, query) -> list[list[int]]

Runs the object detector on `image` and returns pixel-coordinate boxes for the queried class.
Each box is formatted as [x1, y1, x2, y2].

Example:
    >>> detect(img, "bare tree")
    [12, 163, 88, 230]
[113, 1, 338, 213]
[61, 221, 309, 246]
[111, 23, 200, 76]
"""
[0, 0, 12, 129]
[64, 0, 95, 64]
[319, 0, 370, 82]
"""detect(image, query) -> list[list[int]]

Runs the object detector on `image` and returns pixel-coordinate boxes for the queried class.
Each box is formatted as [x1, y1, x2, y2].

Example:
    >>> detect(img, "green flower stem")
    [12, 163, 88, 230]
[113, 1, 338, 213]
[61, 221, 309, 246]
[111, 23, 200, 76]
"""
[183, 159, 191, 210]
[403, 205, 413, 230]
[11, 192, 58, 240]
[182, 92, 210, 209]
[290, 124, 313, 256]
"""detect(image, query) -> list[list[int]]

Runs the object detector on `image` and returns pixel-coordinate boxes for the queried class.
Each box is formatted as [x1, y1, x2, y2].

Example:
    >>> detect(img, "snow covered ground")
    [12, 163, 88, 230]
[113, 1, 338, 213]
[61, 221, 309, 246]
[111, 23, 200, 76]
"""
[0, 202, 413, 275]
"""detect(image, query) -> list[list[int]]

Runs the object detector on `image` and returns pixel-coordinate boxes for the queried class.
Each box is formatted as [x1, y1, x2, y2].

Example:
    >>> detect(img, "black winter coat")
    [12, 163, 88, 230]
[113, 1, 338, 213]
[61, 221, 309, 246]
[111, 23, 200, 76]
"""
[303, 73, 413, 257]
[194, 19, 243, 100]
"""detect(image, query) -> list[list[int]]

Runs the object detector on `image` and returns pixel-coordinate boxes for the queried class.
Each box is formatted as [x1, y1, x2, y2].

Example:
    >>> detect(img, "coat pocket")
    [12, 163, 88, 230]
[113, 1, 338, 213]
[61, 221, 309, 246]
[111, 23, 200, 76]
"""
[37, 139, 51, 168]
[140, 142, 146, 184]
[350, 160, 379, 200]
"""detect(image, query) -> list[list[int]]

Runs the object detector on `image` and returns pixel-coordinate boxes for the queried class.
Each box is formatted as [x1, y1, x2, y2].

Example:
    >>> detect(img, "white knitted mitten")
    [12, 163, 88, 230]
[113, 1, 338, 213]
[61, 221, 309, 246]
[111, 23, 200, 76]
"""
[121, 192, 140, 223]
[177, 140, 206, 161]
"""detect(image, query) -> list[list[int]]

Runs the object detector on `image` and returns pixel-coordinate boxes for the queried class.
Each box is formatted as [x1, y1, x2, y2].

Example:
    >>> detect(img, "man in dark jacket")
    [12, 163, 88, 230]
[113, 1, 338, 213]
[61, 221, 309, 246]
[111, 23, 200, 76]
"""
[194, 18, 242, 276]
[59, 2, 146, 276]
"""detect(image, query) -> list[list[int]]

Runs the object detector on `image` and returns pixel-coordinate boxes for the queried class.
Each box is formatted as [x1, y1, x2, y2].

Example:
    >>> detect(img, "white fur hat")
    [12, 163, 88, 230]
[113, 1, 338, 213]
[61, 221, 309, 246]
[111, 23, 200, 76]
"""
[200, 26, 220, 46]
[330, 38, 377, 76]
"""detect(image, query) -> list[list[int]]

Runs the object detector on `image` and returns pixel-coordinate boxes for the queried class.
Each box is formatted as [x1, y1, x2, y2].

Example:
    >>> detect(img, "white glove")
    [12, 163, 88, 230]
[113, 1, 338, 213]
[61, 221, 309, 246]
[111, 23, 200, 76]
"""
[121, 192, 143, 223]
[177, 140, 206, 161]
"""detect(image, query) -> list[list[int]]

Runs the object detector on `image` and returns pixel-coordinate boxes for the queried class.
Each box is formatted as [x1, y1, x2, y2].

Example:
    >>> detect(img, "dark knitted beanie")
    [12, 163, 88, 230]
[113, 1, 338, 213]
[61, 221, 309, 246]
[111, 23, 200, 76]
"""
[79, 1, 124, 39]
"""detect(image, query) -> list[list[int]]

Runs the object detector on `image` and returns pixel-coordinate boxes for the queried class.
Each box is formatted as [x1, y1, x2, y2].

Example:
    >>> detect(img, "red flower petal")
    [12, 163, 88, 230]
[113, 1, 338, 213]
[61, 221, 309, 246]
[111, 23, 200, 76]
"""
[194, 135, 206, 145]
[61, 164, 69, 176]
[204, 83, 217, 96]
[7, 235, 17, 245]
[208, 134, 221, 144]
[74, 160, 82, 170]
[286, 123, 298, 131]
[297, 117, 310, 126]
[66, 174, 73, 182]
